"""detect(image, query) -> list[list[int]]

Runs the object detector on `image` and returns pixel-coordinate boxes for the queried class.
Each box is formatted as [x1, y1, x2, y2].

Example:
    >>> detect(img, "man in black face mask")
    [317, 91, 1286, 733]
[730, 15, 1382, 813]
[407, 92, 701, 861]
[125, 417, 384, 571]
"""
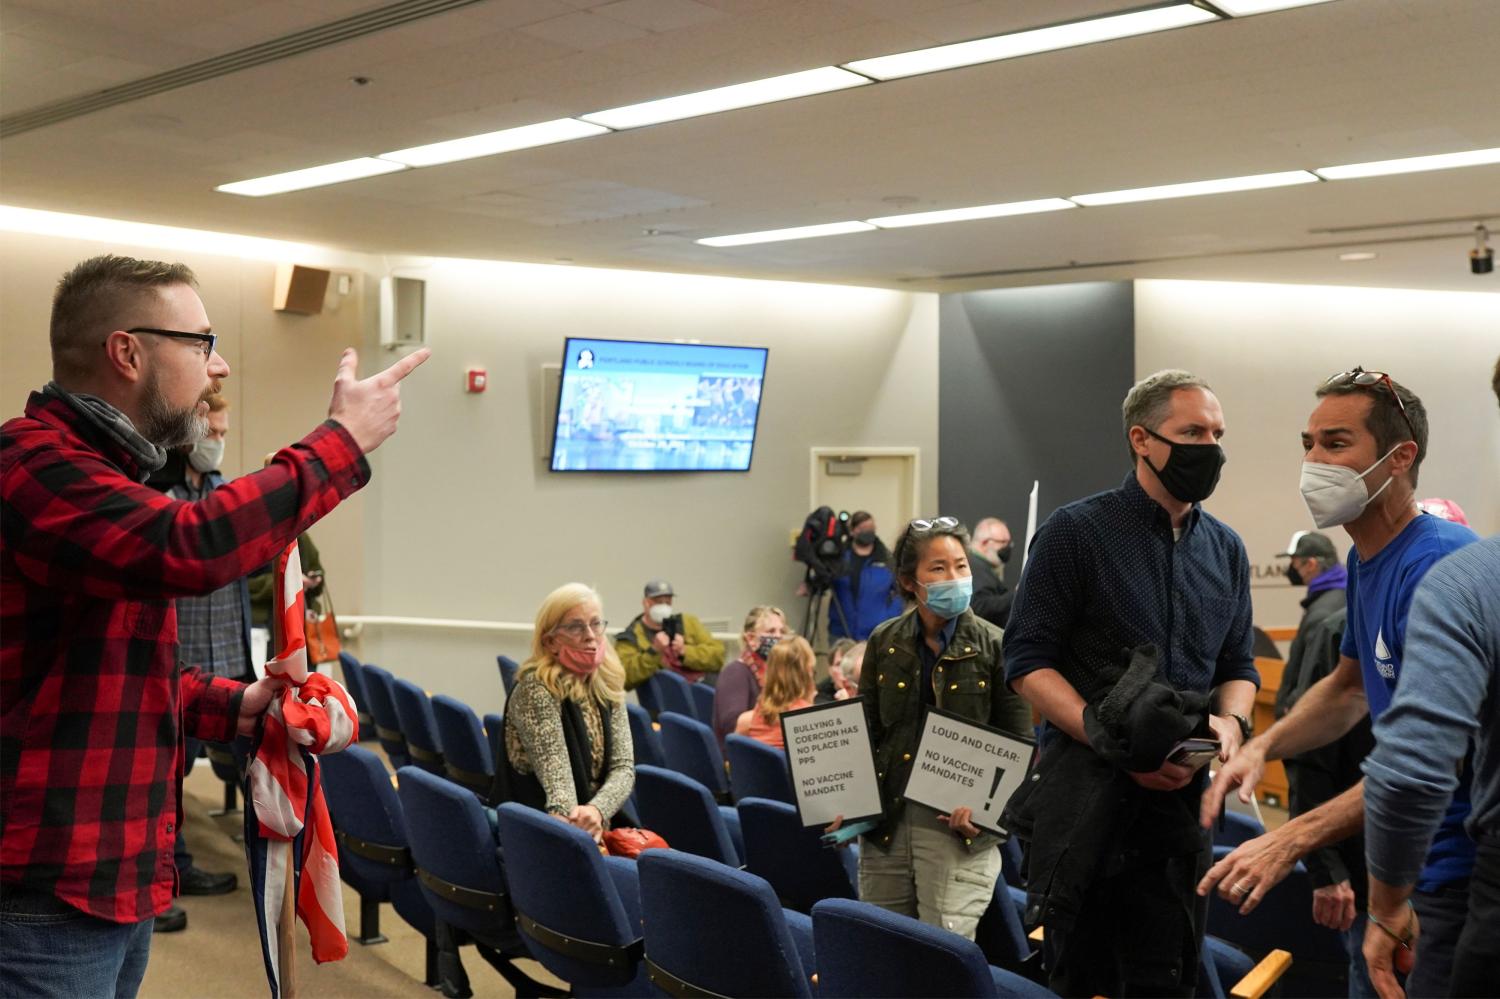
[969, 517, 1015, 629]
[1003, 368, 1258, 998]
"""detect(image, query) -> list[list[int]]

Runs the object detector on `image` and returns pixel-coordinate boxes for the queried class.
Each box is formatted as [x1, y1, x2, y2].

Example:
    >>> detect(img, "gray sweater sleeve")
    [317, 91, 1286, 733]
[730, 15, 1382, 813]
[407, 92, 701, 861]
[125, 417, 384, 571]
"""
[1363, 541, 1498, 887]
[507, 678, 578, 816]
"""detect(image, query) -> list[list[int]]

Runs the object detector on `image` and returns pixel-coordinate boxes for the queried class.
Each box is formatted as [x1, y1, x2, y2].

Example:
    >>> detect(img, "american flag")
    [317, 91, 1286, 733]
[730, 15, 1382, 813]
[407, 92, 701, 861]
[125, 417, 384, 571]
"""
[245, 541, 357, 997]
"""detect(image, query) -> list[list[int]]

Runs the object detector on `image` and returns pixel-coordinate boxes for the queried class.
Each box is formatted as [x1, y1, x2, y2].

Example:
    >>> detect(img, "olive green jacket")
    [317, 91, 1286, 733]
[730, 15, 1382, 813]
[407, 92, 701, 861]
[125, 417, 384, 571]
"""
[616, 612, 726, 690]
[858, 606, 1032, 853]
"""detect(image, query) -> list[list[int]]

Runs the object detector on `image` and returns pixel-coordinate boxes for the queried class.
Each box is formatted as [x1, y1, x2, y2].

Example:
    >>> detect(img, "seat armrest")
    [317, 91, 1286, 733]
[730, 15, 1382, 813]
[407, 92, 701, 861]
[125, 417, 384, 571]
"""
[1230, 949, 1293, 999]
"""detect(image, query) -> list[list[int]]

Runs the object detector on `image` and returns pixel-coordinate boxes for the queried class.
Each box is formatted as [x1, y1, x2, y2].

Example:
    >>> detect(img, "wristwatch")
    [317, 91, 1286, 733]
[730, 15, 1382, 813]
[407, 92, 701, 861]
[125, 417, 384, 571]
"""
[1229, 713, 1254, 743]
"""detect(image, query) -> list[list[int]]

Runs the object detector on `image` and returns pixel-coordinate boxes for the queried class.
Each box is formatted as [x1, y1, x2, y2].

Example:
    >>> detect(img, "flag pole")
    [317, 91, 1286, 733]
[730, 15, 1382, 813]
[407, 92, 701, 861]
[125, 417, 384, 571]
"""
[270, 555, 298, 998]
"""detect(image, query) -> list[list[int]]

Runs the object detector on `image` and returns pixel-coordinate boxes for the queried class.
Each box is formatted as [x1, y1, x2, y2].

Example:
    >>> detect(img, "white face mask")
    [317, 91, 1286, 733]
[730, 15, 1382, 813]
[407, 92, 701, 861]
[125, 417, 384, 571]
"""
[1299, 443, 1402, 528]
[647, 603, 674, 625]
[187, 436, 224, 474]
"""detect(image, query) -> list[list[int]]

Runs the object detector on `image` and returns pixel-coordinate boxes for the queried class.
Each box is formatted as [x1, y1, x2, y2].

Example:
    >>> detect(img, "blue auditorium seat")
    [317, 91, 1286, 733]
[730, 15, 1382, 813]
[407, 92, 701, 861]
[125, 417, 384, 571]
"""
[736, 796, 855, 913]
[632, 765, 741, 867]
[638, 849, 815, 998]
[724, 733, 794, 804]
[626, 702, 664, 769]
[360, 665, 410, 769]
[496, 654, 520, 698]
[656, 711, 729, 801]
[391, 677, 446, 777]
[431, 694, 494, 799]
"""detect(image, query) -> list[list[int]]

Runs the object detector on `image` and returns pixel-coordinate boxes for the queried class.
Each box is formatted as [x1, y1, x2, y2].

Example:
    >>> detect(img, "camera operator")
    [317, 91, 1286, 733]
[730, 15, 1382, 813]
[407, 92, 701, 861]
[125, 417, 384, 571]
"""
[828, 511, 904, 642]
[615, 579, 726, 690]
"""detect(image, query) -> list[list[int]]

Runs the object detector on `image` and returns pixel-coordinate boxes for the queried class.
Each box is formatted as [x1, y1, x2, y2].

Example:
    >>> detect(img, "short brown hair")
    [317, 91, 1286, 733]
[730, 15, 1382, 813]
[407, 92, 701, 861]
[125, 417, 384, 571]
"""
[1315, 372, 1428, 488]
[50, 254, 197, 381]
[1121, 369, 1213, 463]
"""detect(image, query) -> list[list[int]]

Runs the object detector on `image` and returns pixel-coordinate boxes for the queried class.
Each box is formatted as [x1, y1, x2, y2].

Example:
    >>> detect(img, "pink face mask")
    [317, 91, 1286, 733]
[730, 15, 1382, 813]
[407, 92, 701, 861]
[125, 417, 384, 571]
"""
[557, 642, 605, 676]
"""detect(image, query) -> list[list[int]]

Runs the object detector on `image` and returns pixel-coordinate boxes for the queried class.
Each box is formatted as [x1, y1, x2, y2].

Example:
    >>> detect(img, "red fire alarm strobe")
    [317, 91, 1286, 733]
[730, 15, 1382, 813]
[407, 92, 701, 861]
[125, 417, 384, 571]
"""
[465, 367, 487, 393]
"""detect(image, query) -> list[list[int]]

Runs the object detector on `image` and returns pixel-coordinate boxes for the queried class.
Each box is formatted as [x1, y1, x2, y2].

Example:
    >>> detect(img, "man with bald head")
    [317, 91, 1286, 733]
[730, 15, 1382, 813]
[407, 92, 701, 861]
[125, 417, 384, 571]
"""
[0, 254, 429, 996]
[970, 516, 1015, 629]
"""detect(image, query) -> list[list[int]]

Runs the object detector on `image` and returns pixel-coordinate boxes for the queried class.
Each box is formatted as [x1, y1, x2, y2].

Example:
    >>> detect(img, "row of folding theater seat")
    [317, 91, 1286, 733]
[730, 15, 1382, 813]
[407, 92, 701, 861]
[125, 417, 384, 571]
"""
[340, 651, 503, 802]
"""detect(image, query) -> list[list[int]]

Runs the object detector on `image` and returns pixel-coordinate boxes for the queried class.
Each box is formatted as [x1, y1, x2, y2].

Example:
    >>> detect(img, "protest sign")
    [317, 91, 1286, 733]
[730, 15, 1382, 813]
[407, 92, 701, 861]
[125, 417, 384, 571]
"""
[779, 698, 883, 828]
[901, 707, 1033, 836]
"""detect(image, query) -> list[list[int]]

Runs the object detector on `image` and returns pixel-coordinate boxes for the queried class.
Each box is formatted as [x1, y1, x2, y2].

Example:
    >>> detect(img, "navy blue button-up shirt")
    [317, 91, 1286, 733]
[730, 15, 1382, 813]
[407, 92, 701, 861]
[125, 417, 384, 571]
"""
[1004, 472, 1258, 704]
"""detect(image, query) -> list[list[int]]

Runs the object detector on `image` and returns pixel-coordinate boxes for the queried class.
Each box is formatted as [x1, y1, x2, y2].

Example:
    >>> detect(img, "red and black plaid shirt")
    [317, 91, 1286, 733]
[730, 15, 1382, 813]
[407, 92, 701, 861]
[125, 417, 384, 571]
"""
[1, 392, 368, 923]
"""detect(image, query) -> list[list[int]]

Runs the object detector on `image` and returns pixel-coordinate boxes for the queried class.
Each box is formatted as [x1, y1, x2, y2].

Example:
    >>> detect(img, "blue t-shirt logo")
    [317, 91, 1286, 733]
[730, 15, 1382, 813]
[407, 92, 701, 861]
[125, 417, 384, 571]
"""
[1373, 628, 1396, 680]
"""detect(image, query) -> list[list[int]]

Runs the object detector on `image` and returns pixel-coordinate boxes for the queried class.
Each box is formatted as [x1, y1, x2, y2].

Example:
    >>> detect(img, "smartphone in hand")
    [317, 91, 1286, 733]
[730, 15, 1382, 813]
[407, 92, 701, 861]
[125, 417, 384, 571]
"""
[1168, 737, 1221, 770]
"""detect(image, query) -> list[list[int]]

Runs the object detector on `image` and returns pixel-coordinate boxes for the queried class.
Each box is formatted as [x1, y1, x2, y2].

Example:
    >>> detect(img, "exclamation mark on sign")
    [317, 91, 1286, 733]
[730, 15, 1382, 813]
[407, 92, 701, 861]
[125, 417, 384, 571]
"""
[983, 768, 1005, 811]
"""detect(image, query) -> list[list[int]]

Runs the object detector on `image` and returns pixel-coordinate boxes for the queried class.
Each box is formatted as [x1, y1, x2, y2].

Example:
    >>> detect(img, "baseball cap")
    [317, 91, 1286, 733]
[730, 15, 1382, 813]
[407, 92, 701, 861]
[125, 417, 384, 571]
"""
[643, 579, 674, 598]
[1276, 531, 1337, 560]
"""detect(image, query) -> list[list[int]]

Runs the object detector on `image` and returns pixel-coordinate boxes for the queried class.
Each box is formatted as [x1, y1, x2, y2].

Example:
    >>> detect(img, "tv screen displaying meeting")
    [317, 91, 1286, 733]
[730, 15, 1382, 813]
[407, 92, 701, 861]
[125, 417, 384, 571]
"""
[550, 337, 769, 473]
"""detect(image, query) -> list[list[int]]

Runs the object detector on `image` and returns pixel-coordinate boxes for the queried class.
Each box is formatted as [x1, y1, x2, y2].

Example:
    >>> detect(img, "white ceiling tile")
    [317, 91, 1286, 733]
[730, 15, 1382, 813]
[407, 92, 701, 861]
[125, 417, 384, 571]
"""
[593, 0, 729, 32]
[517, 10, 651, 49]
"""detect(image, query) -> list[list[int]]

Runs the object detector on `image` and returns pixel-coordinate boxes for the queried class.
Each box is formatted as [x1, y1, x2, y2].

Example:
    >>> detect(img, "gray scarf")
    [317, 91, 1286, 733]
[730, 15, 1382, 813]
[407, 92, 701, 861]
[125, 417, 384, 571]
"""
[43, 381, 167, 476]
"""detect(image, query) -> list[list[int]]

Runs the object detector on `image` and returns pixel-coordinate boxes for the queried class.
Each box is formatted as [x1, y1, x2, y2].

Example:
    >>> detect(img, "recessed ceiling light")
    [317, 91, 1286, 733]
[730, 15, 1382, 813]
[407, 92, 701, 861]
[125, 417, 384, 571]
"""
[581, 67, 869, 130]
[842, 4, 1218, 81]
[697, 220, 876, 247]
[380, 118, 609, 167]
[1338, 251, 1378, 261]
[216, 157, 406, 197]
[868, 198, 1076, 228]
[1315, 146, 1500, 180]
[1212, 0, 1337, 15]
[1069, 169, 1319, 206]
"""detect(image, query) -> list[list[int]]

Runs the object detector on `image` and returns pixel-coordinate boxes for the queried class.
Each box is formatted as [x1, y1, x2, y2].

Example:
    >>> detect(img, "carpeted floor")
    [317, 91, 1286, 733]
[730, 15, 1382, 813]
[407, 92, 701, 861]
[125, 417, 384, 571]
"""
[141, 758, 564, 999]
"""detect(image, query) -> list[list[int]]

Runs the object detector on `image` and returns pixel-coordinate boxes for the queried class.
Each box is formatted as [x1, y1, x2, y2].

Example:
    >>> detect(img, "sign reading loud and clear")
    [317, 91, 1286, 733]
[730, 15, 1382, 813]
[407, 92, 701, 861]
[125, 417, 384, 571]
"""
[901, 708, 1033, 837]
[780, 698, 883, 829]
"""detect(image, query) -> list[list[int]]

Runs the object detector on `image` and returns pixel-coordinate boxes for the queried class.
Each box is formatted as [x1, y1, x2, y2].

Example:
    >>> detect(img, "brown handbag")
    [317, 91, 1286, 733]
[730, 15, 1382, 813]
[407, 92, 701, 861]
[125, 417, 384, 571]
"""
[304, 586, 341, 664]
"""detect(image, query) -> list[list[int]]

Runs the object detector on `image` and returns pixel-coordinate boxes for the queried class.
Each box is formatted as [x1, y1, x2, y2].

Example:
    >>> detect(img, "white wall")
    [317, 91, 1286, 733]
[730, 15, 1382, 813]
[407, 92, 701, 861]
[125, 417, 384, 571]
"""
[1135, 278, 1500, 629]
[357, 256, 939, 714]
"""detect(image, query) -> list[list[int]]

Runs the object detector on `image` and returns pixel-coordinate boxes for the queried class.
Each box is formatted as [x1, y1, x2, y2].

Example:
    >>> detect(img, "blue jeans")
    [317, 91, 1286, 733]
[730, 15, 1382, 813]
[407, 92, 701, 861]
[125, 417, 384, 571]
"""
[1408, 880, 1470, 999]
[1343, 924, 1377, 998]
[0, 886, 153, 998]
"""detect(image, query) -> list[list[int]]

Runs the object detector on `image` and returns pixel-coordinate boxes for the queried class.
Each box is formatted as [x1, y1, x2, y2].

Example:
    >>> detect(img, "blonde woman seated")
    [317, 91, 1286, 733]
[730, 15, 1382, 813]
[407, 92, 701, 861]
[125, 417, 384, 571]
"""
[500, 583, 634, 841]
[734, 636, 816, 750]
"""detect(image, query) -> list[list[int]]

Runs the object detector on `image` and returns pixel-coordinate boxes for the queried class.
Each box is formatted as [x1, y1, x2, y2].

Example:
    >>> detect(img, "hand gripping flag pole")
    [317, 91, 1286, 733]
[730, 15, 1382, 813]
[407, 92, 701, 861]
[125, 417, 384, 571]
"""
[245, 541, 359, 998]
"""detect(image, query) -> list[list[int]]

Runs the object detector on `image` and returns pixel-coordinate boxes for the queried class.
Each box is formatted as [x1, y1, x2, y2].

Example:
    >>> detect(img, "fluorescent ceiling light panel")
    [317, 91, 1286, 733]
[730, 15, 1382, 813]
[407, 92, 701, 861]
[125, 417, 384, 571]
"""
[217, 157, 406, 196]
[1070, 169, 1319, 205]
[842, 4, 1218, 81]
[868, 197, 1076, 228]
[380, 118, 609, 167]
[697, 220, 875, 247]
[581, 67, 869, 130]
[1315, 147, 1500, 180]
[1212, 0, 1337, 15]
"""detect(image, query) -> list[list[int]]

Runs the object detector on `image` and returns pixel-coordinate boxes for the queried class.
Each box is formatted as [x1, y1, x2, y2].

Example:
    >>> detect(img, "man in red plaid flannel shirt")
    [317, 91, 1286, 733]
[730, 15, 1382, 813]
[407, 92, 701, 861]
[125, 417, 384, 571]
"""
[0, 255, 428, 997]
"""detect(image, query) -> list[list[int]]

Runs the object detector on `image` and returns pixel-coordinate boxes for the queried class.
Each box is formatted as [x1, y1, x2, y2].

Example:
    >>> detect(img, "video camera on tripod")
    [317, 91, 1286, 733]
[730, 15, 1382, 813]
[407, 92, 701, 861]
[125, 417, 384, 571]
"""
[795, 506, 853, 640]
[795, 506, 851, 587]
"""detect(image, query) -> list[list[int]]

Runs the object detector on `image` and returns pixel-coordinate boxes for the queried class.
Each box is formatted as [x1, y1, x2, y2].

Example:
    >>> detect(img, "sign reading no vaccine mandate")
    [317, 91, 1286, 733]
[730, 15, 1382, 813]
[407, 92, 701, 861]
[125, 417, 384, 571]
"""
[780, 699, 883, 828]
[901, 708, 1034, 837]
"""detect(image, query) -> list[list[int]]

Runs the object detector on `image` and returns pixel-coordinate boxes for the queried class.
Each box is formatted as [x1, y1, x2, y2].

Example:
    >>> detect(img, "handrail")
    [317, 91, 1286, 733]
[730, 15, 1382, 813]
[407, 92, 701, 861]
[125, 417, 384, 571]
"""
[340, 614, 741, 644]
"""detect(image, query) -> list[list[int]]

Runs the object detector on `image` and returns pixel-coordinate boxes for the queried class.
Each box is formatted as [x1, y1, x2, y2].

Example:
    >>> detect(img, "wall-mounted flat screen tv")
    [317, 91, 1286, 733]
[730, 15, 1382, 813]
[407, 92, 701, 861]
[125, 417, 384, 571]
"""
[550, 337, 769, 472]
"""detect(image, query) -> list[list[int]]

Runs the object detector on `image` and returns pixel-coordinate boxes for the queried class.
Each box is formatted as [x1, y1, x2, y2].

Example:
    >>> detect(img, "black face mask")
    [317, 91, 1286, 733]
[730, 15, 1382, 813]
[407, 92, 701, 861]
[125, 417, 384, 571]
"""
[995, 544, 1013, 565]
[1286, 564, 1305, 587]
[1142, 428, 1225, 504]
[852, 530, 876, 547]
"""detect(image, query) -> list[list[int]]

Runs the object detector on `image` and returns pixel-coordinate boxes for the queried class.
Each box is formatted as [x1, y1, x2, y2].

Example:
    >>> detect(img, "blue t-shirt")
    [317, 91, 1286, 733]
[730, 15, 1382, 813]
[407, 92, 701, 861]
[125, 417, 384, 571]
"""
[1343, 512, 1479, 889]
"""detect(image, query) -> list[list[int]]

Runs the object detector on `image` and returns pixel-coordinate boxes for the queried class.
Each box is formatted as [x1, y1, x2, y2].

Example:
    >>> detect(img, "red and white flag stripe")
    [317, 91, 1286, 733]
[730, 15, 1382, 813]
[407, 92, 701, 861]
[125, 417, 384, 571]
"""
[246, 540, 358, 993]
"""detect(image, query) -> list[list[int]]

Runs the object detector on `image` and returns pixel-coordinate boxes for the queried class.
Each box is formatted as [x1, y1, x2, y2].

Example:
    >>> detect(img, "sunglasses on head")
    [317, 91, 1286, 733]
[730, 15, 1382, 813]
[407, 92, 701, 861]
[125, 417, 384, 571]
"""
[1324, 367, 1417, 442]
[909, 517, 960, 534]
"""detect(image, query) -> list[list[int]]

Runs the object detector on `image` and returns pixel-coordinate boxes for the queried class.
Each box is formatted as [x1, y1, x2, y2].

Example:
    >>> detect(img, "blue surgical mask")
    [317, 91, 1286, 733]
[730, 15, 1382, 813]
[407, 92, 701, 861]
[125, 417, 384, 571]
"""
[921, 576, 972, 620]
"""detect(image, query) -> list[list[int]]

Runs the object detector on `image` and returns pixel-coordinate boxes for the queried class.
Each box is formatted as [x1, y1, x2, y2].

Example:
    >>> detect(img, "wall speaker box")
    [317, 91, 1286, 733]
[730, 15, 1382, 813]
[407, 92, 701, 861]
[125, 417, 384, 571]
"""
[273, 264, 331, 314]
[379, 275, 426, 347]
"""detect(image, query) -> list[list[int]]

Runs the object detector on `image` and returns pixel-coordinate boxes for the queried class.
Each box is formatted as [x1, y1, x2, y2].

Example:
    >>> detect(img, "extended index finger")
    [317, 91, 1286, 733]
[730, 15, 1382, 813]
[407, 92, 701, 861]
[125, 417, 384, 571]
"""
[1197, 853, 1232, 896]
[373, 346, 431, 386]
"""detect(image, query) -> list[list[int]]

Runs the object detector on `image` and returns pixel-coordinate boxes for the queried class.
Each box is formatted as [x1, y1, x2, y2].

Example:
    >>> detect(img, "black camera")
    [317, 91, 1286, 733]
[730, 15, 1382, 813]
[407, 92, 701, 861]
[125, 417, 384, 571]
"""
[795, 506, 851, 587]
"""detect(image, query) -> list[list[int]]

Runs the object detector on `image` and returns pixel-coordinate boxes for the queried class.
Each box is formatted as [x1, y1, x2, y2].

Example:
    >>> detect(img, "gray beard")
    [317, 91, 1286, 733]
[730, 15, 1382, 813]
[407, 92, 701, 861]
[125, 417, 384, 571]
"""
[137, 369, 208, 449]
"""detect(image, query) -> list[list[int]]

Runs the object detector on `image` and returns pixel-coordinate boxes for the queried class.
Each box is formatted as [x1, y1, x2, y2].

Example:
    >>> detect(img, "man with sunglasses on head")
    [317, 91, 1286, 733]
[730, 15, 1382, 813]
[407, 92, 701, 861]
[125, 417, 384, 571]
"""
[1, 254, 428, 998]
[1003, 369, 1259, 998]
[1201, 367, 1478, 998]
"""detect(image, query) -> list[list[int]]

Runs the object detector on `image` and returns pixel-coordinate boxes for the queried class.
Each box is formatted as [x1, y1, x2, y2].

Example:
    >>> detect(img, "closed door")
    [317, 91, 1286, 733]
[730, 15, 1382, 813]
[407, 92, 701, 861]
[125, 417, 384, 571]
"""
[810, 449, 919, 549]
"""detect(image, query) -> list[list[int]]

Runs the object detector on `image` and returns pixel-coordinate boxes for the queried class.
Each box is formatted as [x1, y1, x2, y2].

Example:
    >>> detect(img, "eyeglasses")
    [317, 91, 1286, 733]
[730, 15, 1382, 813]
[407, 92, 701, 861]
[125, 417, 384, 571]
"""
[127, 327, 217, 358]
[1324, 367, 1417, 442]
[909, 517, 960, 533]
[554, 619, 608, 639]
